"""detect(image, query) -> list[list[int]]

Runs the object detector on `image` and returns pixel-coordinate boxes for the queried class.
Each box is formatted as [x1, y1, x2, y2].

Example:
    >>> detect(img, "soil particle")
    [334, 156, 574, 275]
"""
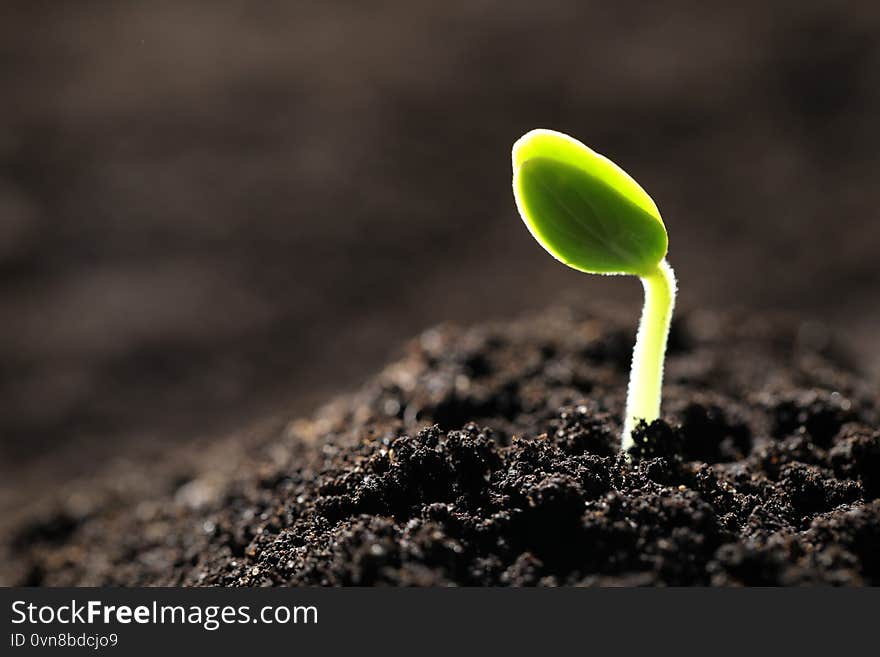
[4, 308, 878, 586]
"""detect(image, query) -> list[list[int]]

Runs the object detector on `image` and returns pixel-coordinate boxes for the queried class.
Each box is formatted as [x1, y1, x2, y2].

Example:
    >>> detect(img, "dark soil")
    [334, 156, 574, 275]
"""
[5, 308, 879, 586]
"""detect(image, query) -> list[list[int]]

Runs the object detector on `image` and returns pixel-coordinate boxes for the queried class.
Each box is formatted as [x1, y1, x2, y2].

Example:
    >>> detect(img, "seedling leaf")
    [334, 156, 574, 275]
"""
[513, 129, 667, 276]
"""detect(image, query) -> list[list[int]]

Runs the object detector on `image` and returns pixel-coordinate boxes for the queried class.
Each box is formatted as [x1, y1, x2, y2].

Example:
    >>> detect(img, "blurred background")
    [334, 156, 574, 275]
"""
[2, 0, 879, 505]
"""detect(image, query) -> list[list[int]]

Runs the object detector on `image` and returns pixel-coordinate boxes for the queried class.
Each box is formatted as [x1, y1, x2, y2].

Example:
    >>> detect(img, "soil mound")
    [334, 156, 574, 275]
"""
[8, 309, 879, 585]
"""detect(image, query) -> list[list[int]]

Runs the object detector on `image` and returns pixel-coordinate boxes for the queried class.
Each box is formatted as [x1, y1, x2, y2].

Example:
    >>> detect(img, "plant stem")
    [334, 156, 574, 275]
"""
[621, 258, 677, 451]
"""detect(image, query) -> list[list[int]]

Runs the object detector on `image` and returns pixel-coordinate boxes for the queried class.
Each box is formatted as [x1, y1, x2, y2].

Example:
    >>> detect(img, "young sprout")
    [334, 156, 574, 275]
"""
[512, 129, 676, 452]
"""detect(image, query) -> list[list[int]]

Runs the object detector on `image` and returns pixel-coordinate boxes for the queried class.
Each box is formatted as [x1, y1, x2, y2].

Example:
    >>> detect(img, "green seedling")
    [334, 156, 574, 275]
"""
[512, 129, 676, 452]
